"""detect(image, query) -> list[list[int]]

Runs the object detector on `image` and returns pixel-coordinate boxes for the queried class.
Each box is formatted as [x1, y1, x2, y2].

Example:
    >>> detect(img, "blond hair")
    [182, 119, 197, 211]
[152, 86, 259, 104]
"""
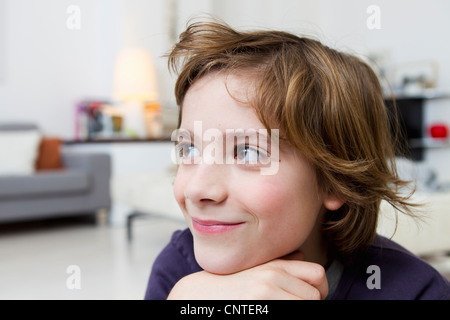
[168, 20, 416, 263]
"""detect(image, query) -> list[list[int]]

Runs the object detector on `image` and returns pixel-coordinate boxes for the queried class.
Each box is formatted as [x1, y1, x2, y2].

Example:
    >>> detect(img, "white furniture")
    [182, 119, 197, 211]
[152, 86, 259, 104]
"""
[378, 191, 450, 256]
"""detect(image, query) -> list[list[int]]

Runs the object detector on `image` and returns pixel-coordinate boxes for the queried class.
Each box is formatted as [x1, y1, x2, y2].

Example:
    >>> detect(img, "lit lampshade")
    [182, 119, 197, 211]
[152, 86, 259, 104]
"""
[113, 48, 159, 102]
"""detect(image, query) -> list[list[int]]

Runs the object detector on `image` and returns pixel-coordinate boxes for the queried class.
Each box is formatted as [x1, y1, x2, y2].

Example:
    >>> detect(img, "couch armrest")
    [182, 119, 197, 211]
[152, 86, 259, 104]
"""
[62, 152, 112, 210]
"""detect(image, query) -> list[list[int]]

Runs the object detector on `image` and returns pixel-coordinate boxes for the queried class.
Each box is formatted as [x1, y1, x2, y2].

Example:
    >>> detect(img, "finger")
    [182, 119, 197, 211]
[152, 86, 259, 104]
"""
[271, 260, 329, 299]
[269, 268, 322, 300]
[281, 277, 323, 300]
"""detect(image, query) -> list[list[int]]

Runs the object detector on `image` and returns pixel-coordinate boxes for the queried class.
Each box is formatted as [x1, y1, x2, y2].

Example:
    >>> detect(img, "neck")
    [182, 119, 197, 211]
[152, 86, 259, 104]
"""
[298, 208, 329, 267]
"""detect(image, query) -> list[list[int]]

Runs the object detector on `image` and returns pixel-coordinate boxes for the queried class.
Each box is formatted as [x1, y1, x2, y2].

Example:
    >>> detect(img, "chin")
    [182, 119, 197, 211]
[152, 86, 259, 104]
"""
[194, 244, 275, 275]
[193, 245, 252, 275]
[195, 253, 244, 275]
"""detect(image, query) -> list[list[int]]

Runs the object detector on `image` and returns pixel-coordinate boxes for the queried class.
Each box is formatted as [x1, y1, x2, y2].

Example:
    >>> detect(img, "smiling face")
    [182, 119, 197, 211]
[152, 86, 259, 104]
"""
[173, 72, 342, 275]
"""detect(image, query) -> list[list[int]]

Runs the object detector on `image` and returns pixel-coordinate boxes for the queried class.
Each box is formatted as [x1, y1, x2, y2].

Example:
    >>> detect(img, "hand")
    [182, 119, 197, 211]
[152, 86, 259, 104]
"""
[167, 251, 328, 300]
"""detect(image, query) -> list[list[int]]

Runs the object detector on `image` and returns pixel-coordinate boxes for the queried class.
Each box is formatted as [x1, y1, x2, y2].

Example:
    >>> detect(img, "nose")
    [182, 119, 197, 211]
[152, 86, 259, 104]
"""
[183, 163, 228, 206]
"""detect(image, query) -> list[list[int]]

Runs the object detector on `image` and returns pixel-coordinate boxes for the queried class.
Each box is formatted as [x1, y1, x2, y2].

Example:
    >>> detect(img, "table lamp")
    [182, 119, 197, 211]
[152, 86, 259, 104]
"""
[113, 48, 159, 138]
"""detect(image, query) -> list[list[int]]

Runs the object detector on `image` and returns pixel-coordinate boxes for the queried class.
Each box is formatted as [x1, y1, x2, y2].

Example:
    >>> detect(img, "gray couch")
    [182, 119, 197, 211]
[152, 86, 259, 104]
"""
[0, 124, 111, 223]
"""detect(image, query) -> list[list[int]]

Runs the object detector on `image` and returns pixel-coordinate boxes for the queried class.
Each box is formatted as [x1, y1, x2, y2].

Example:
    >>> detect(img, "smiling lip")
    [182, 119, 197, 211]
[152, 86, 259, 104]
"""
[191, 218, 245, 234]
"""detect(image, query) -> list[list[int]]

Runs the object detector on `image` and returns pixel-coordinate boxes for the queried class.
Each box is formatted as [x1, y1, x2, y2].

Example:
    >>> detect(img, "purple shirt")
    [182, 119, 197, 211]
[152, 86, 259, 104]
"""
[145, 228, 450, 300]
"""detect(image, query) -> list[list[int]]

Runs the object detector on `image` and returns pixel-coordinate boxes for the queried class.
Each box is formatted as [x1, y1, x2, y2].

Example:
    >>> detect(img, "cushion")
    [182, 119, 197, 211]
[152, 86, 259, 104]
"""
[35, 137, 64, 171]
[0, 130, 41, 175]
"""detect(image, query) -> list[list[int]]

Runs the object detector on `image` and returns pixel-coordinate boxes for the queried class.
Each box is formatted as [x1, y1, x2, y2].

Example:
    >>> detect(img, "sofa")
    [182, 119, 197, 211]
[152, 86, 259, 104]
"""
[0, 123, 111, 223]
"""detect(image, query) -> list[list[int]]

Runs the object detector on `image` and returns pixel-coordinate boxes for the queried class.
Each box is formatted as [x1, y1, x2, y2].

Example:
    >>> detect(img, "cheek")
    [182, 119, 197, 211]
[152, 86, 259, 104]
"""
[243, 181, 286, 218]
[242, 177, 321, 249]
[242, 179, 301, 237]
[173, 170, 187, 211]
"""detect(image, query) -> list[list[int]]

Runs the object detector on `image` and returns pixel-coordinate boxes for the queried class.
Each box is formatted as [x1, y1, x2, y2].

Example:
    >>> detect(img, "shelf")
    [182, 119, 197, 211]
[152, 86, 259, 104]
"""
[409, 138, 450, 149]
[64, 137, 172, 145]
[384, 89, 450, 101]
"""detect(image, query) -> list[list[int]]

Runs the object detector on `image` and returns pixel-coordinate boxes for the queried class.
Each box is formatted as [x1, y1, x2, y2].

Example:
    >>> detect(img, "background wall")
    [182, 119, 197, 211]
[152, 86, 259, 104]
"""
[0, 0, 118, 137]
[1, 0, 450, 179]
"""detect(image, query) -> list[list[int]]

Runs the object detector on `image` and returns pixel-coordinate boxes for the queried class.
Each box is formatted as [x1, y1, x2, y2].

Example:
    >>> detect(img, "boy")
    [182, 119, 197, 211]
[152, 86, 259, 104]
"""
[145, 21, 450, 300]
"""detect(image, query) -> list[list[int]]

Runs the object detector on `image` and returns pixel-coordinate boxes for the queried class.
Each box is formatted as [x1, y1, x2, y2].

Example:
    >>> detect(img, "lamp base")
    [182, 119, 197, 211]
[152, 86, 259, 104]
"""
[122, 101, 147, 138]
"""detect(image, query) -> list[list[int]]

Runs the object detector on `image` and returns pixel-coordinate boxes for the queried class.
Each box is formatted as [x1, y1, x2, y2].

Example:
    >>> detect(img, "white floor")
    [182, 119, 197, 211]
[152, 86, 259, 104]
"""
[0, 215, 186, 300]
[1, 215, 449, 300]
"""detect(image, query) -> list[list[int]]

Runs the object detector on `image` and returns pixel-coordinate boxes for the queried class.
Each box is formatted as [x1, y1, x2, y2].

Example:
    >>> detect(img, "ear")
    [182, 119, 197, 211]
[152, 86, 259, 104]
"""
[323, 194, 345, 211]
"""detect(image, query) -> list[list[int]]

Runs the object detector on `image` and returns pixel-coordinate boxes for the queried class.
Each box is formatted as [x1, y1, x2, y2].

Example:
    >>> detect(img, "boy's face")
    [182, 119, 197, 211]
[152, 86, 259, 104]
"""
[173, 72, 341, 274]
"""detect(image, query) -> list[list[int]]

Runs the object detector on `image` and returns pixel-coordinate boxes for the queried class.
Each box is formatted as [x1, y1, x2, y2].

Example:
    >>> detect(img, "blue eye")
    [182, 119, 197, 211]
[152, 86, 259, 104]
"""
[235, 145, 262, 164]
[177, 143, 200, 161]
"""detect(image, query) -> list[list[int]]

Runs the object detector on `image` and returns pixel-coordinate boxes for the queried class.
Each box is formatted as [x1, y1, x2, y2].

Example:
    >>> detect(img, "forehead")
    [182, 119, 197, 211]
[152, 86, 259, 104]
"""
[180, 72, 265, 130]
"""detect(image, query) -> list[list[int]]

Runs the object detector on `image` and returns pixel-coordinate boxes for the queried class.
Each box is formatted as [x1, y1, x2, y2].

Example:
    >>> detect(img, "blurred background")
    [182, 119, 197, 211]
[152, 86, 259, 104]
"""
[0, 0, 449, 299]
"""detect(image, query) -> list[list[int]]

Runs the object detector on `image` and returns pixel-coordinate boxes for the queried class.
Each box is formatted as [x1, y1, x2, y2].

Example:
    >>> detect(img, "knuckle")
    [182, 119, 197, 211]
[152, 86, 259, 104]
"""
[311, 264, 326, 282]
[309, 287, 321, 300]
[260, 282, 275, 297]
[259, 265, 280, 281]
[249, 282, 273, 299]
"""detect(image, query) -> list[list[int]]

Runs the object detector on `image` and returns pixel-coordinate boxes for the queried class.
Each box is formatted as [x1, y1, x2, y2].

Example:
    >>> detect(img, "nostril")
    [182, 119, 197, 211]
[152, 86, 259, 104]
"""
[183, 180, 228, 205]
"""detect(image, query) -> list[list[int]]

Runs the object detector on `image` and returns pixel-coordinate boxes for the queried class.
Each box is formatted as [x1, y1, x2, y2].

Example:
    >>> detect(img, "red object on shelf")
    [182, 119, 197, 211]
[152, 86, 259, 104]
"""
[429, 123, 448, 138]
